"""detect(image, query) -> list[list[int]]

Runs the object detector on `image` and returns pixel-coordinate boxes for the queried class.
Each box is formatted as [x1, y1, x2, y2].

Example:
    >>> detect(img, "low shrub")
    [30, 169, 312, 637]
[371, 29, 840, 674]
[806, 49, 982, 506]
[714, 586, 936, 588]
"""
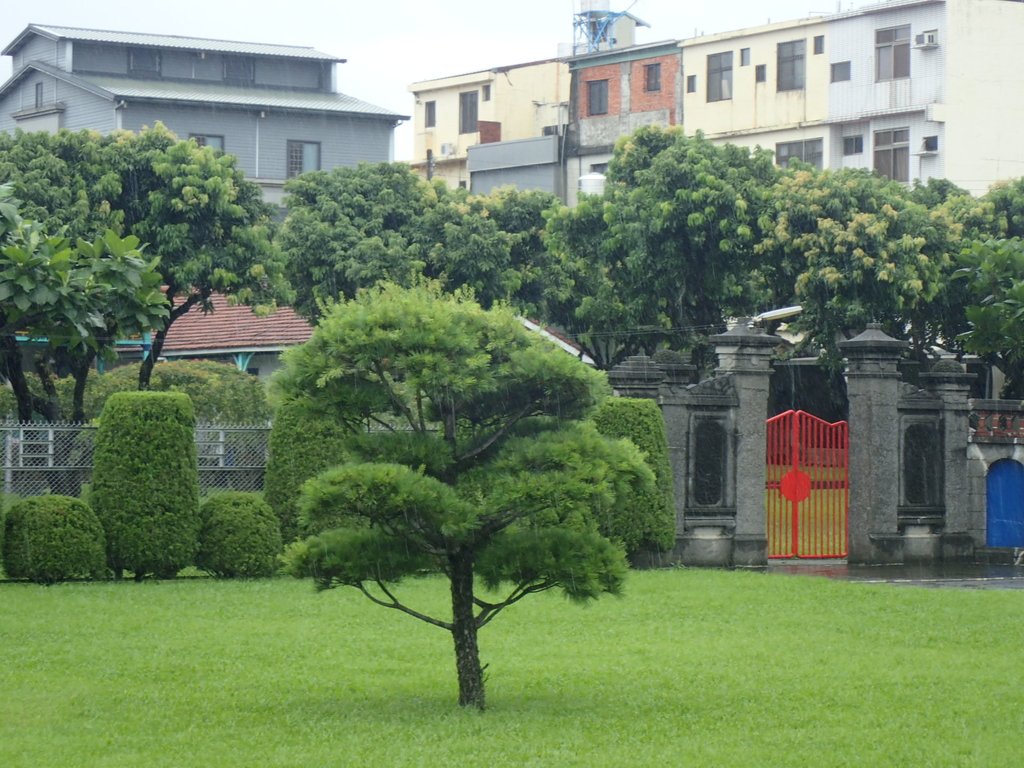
[264, 400, 351, 542]
[196, 492, 282, 578]
[591, 398, 676, 553]
[2, 495, 107, 583]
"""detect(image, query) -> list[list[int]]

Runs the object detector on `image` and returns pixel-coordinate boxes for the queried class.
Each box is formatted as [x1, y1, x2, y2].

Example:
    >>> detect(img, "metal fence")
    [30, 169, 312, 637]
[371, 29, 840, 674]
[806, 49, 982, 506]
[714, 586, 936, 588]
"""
[1, 421, 270, 500]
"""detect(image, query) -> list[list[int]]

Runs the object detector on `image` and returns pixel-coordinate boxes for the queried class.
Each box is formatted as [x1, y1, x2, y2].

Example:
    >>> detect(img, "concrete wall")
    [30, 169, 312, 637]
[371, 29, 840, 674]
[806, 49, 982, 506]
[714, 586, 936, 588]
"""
[468, 135, 562, 197]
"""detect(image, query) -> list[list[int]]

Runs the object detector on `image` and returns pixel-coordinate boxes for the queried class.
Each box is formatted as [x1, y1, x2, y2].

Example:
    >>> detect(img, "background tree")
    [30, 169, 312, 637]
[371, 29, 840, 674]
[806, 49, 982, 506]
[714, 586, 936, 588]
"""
[544, 127, 779, 371]
[0, 127, 288, 390]
[0, 186, 167, 420]
[278, 163, 568, 322]
[955, 238, 1024, 396]
[755, 167, 963, 367]
[279, 282, 656, 709]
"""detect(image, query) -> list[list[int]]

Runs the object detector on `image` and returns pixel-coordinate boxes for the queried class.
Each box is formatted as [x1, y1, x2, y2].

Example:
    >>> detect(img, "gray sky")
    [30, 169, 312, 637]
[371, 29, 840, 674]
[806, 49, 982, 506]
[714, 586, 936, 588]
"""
[0, 1, 865, 159]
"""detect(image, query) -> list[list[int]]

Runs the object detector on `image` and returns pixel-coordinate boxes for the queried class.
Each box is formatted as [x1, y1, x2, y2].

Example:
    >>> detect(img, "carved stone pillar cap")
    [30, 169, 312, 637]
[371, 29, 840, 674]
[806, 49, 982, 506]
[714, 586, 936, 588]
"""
[709, 322, 781, 348]
[838, 324, 909, 356]
[607, 354, 665, 385]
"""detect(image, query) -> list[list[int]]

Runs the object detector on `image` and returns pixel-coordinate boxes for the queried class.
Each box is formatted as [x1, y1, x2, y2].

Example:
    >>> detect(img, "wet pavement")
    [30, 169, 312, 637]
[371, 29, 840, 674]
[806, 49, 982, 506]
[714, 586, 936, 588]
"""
[764, 559, 1024, 589]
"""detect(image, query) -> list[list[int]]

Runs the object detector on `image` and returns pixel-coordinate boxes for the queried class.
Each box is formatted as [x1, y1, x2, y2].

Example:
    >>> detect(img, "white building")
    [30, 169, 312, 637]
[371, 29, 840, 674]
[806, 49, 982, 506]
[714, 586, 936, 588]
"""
[680, 0, 1024, 194]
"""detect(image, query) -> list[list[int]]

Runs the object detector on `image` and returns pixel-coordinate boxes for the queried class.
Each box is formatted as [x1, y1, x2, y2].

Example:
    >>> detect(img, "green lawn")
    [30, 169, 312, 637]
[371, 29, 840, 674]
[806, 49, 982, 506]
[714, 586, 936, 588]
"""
[2, 570, 1022, 767]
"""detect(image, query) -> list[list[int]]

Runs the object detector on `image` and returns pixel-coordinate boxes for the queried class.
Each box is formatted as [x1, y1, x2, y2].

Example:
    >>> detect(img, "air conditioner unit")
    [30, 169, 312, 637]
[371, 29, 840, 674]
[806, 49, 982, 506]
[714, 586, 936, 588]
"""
[439, 142, 456, 157]
[915, 30, 938, 48]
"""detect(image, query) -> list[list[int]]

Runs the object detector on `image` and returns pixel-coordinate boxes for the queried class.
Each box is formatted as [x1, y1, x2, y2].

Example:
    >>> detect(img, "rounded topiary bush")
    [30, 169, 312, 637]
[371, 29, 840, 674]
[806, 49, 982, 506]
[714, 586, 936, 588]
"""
[264, 399, 352, 542]
[2, 495, 107, 583]
[196, 492, 282, 578]
[591, 397, 676, 553]
[90, 391, 200, 579]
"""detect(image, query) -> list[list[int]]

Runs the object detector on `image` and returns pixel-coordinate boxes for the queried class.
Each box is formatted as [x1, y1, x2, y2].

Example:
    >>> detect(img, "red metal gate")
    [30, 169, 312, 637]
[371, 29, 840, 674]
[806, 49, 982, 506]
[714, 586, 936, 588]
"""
[766, 410, 849, 558]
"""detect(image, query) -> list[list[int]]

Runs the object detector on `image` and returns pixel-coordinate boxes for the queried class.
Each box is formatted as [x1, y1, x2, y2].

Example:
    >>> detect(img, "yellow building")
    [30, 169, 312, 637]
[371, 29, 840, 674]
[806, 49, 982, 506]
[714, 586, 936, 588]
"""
[408, 58, 570, 189]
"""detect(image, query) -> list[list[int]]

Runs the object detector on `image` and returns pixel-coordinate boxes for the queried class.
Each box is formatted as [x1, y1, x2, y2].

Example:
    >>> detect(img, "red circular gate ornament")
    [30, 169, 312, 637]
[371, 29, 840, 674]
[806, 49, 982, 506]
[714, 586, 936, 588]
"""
[780, 469, 812, 503]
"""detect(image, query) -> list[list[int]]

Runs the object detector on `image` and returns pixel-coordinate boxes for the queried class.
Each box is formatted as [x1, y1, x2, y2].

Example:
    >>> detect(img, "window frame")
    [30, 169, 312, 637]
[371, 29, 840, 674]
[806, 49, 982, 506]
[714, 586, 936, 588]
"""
[644, 62, 662, 92]
[775, 138, 824, 170]
[587, 79, 609, 115]
[875, 25, 911, 81]
[459, 90, 479, 133]
[813, 35, 825, 55]
[481, 84, 491, 102]
[777, 39, 806, 91]
[686, 74, 697, 93]
[424, 100, 436, 128]
[842, 135, 864, 155]
[189, 133, 225, 151]
[128, 47, 161, 76]
[755, 64, 767, 83]
[223, 55, 255, 84]
[34, 82, 43, 108]
[707, 51, 734, 102]
[286, 140, 321, 179]
[831, 61, 851, 82]
[873, 128, 910, 182]
[740, 48, 751, 66]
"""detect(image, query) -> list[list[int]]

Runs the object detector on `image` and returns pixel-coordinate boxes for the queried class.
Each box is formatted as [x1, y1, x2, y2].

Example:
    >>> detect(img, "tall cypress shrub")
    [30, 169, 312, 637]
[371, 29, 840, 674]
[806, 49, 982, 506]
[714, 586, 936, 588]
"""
[591, 397, 676, 553]
[264, 400, 351, 542]
[91, 391, 200, 579]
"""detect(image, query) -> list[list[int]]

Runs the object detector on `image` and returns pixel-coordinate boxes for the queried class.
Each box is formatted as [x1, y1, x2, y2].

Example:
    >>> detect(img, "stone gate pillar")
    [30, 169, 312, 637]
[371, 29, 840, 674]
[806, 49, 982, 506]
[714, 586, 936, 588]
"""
[919, 365, 976, 560]
[839, 325, 908, 564]
[710, 323, 780, 566]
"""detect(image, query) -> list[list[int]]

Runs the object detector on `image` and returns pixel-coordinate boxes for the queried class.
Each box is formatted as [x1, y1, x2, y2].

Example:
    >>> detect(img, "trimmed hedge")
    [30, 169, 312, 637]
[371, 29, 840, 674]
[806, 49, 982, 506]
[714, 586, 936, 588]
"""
[591, 398, 676, 552]
[264, 400, 352, 542]
[196, 492, 282, 578]
[90, 391, 200, 579]
[2, 495, 106, 583]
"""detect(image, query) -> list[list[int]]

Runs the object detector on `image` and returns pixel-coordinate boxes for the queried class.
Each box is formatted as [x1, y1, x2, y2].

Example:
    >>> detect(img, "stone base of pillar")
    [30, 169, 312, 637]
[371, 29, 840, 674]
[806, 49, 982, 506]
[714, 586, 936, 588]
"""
[677, 527, 732, 567]
[628, 546, 678, 570]
[731, 534, 768, 566]
[940, 533, 976, 562]
[901, 524, 941, 563]
[849, 533, 905, 565]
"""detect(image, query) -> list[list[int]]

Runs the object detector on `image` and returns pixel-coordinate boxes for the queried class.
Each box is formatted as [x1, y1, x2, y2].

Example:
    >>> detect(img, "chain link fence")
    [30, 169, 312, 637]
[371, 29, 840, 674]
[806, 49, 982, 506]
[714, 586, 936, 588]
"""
[1, 421, 270, 501]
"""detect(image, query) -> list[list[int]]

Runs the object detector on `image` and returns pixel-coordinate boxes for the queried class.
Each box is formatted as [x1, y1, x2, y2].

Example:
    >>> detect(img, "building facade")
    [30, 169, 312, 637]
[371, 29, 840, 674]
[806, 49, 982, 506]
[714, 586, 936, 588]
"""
[408, 58, 570, 190]
[0, 25, 406, 203]
[679, 0, 1024, 195]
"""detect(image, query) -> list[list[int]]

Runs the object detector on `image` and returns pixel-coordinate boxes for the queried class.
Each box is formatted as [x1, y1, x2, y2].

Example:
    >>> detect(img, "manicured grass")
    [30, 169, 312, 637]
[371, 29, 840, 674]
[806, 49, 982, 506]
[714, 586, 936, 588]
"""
[2, 570, 1022, 767]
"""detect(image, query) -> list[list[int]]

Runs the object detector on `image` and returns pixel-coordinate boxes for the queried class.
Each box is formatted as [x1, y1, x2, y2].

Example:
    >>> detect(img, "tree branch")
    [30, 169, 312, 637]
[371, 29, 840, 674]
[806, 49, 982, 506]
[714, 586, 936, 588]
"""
[475, 580, 555, 628]
[372, 361, 420, 432]
[454, 400, 538, 466]
[354, 580, 452, 631]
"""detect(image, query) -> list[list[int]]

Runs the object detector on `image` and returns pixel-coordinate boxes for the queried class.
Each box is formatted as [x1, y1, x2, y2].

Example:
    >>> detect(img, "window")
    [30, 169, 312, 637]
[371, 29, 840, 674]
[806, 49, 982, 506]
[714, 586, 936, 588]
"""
[459, 90, 479, 133]
[644, 63, 661, 92]
[590, 162, 609, 174]
[287, 140, 321, 178]
[740, 48, 751, 66]
[224, 56, 254, 83]
[424, 100, 436, 128]
[874, 128, 910, 182]
[190, 134, 224, 151]
[876, 26, 910, 81]
[813, 35, 825, 55]
[686, 74, 697, 93]
[129, 48, 160, 75]
[755, 64, 767, 83]
[777, 40, 805, 91]
[707, 51, 733, 102]
[587, 79, 609, 115]
[922, 135, 939, 152]
[482, 84, 491, 102]
[843, 135, 864, 155]
[775, 138, 823, 169]
[34, 82, 43, 108]
[831, 61, 851, 82]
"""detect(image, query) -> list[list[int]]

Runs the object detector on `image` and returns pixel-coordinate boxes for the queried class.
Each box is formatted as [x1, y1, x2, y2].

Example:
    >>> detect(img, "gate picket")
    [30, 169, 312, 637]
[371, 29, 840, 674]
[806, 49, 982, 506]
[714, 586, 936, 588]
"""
[766, 410, 849, 558]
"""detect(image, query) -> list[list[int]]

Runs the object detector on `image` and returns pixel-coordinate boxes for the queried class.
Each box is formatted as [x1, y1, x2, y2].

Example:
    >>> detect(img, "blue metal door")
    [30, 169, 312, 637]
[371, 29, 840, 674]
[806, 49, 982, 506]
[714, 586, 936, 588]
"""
[986, 459, 1024, 547]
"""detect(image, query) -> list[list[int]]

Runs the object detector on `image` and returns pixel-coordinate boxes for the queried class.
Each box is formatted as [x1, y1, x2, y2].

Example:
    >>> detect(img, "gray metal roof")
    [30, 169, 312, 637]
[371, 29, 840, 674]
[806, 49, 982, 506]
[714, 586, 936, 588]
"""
[80, 74, 406, 119]
[4, 24, 344, 62]
[0, 60, 114, 102]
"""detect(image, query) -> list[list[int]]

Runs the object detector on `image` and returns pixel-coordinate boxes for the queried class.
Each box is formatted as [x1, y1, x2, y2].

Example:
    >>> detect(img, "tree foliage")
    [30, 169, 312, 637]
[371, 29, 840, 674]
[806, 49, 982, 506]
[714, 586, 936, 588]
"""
[544, 127, 779, 370]
[277, 163, 565, 321]
[0, 185, 168, 420]
[278, 283, 653, 709]
[0, 127, 288, 391]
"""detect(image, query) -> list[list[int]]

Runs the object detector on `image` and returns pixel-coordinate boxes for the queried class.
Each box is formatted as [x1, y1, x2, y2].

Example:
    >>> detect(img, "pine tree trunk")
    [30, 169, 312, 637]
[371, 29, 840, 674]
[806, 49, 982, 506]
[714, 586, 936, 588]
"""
[448, 551, 485, 710]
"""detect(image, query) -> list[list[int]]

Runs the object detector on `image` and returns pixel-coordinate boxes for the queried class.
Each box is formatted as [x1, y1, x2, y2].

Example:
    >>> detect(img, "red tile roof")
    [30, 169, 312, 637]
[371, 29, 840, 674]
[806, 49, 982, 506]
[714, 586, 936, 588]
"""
[161, 293, 312, 354]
